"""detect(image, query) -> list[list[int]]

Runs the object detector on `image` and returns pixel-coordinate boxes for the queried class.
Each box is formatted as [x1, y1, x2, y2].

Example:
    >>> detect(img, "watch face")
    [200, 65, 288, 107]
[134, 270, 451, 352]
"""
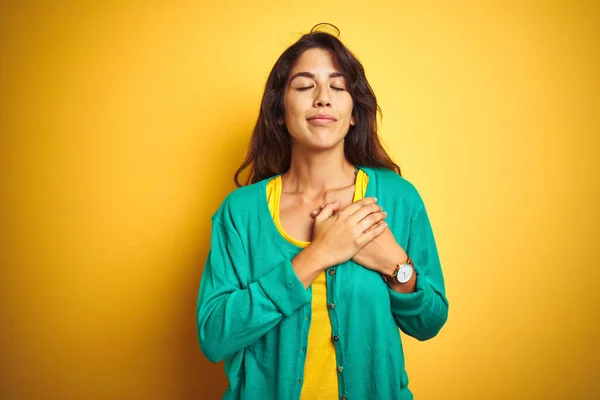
[397, 263, 413, 283]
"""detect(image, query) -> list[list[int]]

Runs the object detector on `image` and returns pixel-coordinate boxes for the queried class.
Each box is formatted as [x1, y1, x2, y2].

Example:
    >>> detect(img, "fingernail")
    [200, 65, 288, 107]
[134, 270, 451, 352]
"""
[373, 197, 378, 202]
[383, 211, 388, 217]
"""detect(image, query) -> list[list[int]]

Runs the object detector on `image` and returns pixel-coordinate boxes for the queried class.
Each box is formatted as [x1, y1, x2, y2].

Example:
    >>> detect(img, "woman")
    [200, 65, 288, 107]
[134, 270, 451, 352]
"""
[196, 23, 449, 400]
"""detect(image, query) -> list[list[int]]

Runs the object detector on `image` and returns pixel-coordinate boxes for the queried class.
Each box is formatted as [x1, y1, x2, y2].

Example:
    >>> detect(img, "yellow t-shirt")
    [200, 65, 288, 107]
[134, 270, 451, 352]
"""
[265, 169, 369, 399]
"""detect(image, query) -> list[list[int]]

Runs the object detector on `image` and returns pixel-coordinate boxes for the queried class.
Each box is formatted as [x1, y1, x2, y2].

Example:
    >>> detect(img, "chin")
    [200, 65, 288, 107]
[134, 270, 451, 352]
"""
[304, 138, 345, 152]
[289, 128, 347, 152]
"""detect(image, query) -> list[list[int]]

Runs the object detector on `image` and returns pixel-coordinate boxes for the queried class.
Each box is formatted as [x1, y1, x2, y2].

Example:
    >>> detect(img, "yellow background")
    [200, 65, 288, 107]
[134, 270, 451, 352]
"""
[1, 1, 598, 398]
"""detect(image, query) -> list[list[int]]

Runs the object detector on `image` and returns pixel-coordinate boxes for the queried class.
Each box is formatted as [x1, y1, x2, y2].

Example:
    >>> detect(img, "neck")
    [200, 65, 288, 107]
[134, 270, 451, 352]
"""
[282, 145, 356, 194]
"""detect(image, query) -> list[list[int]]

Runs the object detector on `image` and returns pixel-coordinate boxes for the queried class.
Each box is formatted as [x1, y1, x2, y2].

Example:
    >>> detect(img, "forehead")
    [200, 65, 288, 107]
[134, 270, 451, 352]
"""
[290, 48, 341, 75]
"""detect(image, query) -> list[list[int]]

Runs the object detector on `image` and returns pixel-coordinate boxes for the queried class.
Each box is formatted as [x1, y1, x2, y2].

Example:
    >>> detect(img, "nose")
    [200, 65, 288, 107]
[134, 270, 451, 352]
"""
[313, 84, 331, 108]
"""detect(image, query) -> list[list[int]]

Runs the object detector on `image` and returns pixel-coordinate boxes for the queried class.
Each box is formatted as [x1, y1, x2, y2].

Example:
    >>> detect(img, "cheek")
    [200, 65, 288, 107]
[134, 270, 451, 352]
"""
[284, 97, 307, 122]
[342, 96, 354, 116]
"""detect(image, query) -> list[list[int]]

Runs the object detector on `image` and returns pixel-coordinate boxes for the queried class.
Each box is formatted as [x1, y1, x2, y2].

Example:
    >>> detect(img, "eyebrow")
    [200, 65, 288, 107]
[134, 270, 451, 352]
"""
[289, 71, 346, 83]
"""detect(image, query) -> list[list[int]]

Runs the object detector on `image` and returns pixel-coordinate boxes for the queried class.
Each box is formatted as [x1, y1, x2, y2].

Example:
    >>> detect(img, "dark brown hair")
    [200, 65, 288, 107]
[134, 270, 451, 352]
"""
[234, 23, 401, 187]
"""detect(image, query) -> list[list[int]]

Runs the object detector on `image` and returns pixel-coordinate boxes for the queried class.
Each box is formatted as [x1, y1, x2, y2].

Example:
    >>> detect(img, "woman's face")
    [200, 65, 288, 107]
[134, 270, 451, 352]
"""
[282, 48, 355, 151]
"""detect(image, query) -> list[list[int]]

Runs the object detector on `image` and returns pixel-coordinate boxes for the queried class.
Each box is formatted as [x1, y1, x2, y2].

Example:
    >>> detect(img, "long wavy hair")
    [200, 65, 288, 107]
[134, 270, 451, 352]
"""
[234, 23, 401, 187]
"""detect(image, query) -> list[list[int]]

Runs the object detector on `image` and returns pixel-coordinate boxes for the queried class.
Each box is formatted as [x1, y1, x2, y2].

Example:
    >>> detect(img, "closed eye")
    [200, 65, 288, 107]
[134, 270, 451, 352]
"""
[296, 86, 346, 91]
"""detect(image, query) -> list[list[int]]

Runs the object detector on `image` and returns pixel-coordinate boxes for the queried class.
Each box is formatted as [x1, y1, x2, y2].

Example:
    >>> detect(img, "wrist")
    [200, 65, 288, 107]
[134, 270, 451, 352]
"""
[381, 254, 413, 285]
[381, 251, 409, 276]
[292, 246, 328, 289]
[299, 244, 330, 272]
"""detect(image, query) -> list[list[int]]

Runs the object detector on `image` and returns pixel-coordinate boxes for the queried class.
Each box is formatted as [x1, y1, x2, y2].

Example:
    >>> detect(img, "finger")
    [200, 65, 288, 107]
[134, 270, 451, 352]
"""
[338, 197, 378, 216]
[330, 202, 341, 213]
[362, 216, 389, 234]
[349, 203, 384, 225]
[356, 210, 387, 233]
[357, 220, 388, 246]
[314, 201, 341, 222]
[320, 200, 340, 210]
[311, 204, 328, 218]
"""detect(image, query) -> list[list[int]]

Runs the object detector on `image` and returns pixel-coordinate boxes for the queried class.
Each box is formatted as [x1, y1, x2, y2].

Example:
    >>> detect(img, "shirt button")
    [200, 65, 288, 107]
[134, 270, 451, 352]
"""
[305, 315, 310, 321]
[297, 378, 301, 384]
[337, 366, 343, 373]
[287, 282, 293, 289]
[341, 396, 347, 400]
[328, 303, 335, 309]
[301, 347, 306, 353]
[333, 335, 339, 341]
[328, 269, 336, 276]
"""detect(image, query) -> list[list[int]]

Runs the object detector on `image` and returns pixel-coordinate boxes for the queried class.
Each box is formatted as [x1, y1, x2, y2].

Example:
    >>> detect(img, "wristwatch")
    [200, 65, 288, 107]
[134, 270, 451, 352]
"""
[382, 257, 414, 284]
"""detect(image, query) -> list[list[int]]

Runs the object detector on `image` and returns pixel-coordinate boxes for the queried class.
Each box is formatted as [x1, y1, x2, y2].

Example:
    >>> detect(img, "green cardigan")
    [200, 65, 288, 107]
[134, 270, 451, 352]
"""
[196, 166, 449, 400]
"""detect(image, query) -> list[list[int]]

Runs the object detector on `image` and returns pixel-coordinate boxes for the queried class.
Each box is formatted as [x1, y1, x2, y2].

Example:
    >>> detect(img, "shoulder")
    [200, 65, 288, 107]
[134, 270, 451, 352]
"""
[363, 167, 425, 210]
[211, 176, 273, 230]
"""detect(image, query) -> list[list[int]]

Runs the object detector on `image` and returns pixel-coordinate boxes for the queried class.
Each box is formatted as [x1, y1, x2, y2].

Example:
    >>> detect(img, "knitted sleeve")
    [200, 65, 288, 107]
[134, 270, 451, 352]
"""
[388, 204, 449, 340]
[196, 219, 311, 362]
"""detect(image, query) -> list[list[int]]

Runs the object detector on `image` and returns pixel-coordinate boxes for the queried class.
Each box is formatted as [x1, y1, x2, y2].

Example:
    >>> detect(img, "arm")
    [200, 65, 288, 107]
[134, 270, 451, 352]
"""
[196, 220, 312, 362]
[388, 205, 449, 341]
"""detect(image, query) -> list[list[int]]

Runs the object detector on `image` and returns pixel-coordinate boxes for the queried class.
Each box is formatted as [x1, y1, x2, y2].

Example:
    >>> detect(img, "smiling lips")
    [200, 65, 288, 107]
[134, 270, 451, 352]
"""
[307, 114, 337, 124]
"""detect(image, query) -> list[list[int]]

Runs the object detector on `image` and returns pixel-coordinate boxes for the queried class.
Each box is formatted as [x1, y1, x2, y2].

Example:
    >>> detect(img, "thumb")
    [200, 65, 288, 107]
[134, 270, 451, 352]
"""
[314, 200, 341, 222]
[311, 204, 326, 218]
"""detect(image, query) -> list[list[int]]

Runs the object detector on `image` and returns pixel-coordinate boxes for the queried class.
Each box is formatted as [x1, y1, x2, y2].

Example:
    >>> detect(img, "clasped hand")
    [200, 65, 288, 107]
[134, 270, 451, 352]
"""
[309, 198, 407, 275]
